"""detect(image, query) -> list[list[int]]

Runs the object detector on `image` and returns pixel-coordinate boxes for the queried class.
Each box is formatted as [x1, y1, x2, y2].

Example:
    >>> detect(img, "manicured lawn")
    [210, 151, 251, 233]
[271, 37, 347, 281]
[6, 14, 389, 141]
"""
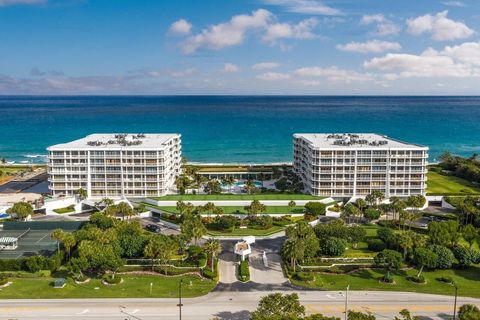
[152, 194, 324, 201]
[427, 170, 480, 195]
[342, 224, 379, 258]
[0, 274, 215, 299]
[53, 206, 75, 214]
[207, 225, 284, 236]
[292, 266, 480, 298]
[159, 205, 305, 215]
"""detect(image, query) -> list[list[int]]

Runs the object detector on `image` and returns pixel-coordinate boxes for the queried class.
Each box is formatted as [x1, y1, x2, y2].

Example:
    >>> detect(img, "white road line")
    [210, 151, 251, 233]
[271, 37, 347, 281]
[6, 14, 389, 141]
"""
[36, 234, 49, 243]
[75, 309, 89, 315]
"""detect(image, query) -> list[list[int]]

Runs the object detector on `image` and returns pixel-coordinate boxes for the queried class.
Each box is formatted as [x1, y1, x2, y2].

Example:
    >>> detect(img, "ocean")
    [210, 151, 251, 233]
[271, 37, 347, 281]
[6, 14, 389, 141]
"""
[0, 96, 479, 164]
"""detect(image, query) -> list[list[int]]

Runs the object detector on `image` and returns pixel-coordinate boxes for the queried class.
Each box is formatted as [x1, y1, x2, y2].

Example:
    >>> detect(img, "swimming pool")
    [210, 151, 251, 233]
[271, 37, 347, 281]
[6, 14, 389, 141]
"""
[234, 181, 263, 188]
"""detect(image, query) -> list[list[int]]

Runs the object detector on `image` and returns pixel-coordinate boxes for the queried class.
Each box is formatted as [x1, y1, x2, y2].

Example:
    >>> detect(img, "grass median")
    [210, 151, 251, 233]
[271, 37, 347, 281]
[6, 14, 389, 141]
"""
[0, 274, 215, 299]
[291, 266, 480, 298]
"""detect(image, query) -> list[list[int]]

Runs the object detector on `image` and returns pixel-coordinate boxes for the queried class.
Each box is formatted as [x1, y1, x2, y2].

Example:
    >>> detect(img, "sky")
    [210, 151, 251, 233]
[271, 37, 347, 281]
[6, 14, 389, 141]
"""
[0, 0, 479, 95]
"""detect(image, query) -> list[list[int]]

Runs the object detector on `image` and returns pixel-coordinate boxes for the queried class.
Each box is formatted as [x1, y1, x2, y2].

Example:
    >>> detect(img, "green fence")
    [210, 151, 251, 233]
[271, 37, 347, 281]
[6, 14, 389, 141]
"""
[2, 221, 84, 231]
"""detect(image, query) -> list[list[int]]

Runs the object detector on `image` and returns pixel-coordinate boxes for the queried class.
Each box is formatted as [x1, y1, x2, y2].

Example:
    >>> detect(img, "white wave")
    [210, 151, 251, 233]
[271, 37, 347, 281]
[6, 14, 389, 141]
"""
[23, 154, 47, 158]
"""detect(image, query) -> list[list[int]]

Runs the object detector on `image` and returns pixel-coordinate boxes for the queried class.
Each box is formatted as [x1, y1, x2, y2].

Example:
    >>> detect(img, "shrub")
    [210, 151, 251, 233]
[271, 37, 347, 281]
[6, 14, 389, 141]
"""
[367, 239, 387, 252]
[364, 208, 381, 220]
[377, 227, 394, 243]
[295, 272, 314, 282]
[0, 273, 9, 286]
[203, 267, 218, 280]
[239, 260, 250, 282]
[25, 256, 47, 273]
[321, 237, 347, 257]
[304, 202, 327, 217]
[429, 245, 455, 269]
[250, 215, 273, 229]
[383, 272, 394, 283]
[452, 246, 479, 268]
[437, 276, 453, 284]
[188, 245, 203, 257]
[102, 274, 122, 284]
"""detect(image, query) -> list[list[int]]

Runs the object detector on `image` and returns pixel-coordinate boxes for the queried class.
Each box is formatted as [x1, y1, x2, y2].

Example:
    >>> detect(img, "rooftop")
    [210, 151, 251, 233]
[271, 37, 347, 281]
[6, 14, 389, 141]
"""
[294, 133, 428, 149]
[48, 133, 180, 150]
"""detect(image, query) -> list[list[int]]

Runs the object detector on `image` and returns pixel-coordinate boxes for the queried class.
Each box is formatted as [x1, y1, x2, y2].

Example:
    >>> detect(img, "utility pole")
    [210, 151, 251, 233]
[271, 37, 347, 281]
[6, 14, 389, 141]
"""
[178, 279, 184, 320]
[344, 285, 350, 320]
[453, 283, 458, 320]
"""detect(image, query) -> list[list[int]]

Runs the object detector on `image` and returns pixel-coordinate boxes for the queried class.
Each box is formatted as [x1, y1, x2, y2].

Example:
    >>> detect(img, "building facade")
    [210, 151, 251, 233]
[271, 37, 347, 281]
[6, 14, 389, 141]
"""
[47, 133, 181, 198]
[293, 133, 428, 198]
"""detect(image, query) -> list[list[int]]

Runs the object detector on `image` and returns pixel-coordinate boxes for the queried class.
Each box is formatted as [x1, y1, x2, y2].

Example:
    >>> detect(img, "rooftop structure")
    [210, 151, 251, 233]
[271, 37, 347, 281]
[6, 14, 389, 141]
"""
[294, 133, 425, 149]
[49, 133, 179, 150]
[293, 133, 428, 198]
[47, 133, 181, 199]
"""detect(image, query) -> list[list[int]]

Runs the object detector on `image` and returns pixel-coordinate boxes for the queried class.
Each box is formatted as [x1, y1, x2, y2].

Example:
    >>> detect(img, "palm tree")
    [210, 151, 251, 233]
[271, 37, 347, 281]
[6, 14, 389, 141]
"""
[193, 174, 207, 193]
[75, 188, 87, 201]
[288, 200, 296, 213]
[396, 231, 414, 260]
[257, 173, 266, 188]
[117, 202, 135, 220]
[225, 176, 235, 192]
[144, 236, 162, 271]
[341, 203, 360, 224]
[191, 218, 207, 245]
[203, 238, 221, 271]
[244, 179, 256, 195]
[355, 198, 366, 215]
[282, 238, 302, 273]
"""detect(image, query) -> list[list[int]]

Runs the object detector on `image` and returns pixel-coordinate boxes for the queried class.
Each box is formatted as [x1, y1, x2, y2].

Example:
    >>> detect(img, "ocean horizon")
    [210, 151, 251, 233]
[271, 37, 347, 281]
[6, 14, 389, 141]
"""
[1, 95, 479, 164]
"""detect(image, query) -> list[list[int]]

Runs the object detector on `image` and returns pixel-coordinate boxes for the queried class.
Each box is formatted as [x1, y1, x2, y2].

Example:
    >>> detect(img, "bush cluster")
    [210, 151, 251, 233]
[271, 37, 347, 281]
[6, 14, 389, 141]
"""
[102, 273, 122, 284]
[239, 260, 250, 282]
[0, 253, 62, 273]
[295, 272, 314, 282]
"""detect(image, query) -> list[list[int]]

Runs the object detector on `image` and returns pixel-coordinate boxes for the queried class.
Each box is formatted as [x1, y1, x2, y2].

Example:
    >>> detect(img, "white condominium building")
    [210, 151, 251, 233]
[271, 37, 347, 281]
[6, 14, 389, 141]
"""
[48, 133, 181, 199]
[293, 133, 428, 198]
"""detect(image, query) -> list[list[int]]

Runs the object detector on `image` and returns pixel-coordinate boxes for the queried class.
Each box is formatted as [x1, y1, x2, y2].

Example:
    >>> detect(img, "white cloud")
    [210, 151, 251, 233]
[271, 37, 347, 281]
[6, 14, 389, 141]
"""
[256, 72, 291, 81]
[336, 40, 401, 53]
[364, 42, 480, 78]
[252, 62, 281, 70]
[169, 19, 192, 35]
[263, 17, 318, 43]
[168, 68, 196, 78]
[262, 0, 341, 16]
[181, 9, 272, 54]
[0, 0, 44, 6]
[361, 14, 401, 36]
[295, 66, 373, 83]
[442, 1, 466, 7]
[222, 63, 240, 73]
[406, 11, 474, 41]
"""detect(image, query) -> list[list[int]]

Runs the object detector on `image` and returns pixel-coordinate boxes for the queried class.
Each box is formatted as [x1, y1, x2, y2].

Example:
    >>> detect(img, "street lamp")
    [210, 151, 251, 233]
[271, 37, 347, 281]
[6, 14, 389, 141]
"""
[453, 282, 458, 320]
[344, 285, 350, 320]
[178, 279, 184, 320]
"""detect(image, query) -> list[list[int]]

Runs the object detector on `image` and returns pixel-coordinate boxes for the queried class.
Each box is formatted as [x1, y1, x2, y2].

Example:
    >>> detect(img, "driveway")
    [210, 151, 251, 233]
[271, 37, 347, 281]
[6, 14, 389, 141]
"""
[249, 239, 287, 284]
[218, 249, 237, 284]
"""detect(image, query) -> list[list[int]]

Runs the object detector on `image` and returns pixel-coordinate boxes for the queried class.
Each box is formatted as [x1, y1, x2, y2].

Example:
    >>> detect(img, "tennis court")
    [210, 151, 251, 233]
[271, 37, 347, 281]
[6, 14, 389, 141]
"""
[0, 229, 58, 259]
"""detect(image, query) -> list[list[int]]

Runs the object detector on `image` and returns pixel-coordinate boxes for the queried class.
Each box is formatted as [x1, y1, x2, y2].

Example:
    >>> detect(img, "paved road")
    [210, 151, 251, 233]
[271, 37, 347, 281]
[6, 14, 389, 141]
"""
[1, 291, 478, 320]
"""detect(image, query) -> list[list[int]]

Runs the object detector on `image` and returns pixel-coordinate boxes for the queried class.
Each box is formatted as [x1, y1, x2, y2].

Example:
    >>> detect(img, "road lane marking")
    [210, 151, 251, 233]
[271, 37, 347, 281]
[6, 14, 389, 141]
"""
[76, 309, 89, 315]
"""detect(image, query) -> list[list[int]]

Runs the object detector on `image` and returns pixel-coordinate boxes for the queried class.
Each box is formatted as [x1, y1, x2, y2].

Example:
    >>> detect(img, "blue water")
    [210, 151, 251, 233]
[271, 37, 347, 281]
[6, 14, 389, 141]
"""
[0, 96, 479, 164]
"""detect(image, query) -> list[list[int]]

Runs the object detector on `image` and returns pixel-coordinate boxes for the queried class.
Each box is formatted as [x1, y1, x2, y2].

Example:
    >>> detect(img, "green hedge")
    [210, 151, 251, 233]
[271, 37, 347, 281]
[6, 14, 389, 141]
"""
[0, 253, 62, 272]
[239, 260, 250, 282]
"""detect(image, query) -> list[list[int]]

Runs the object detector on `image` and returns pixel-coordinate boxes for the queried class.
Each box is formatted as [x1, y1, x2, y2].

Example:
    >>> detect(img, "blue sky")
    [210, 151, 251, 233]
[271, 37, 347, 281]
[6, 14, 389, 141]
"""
[0, 0, 479, 94]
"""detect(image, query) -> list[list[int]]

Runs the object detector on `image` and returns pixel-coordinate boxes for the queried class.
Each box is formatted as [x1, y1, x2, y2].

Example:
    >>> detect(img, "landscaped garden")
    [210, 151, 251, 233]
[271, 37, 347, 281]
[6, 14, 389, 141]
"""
[283, 190, 480, 298]
[0, 199, 220, 299]
[151, 194, 323, 201]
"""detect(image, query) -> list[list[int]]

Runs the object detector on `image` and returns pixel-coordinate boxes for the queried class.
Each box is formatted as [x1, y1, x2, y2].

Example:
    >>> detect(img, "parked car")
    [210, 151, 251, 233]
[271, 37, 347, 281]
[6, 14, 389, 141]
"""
[145, 224, 162, 233]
